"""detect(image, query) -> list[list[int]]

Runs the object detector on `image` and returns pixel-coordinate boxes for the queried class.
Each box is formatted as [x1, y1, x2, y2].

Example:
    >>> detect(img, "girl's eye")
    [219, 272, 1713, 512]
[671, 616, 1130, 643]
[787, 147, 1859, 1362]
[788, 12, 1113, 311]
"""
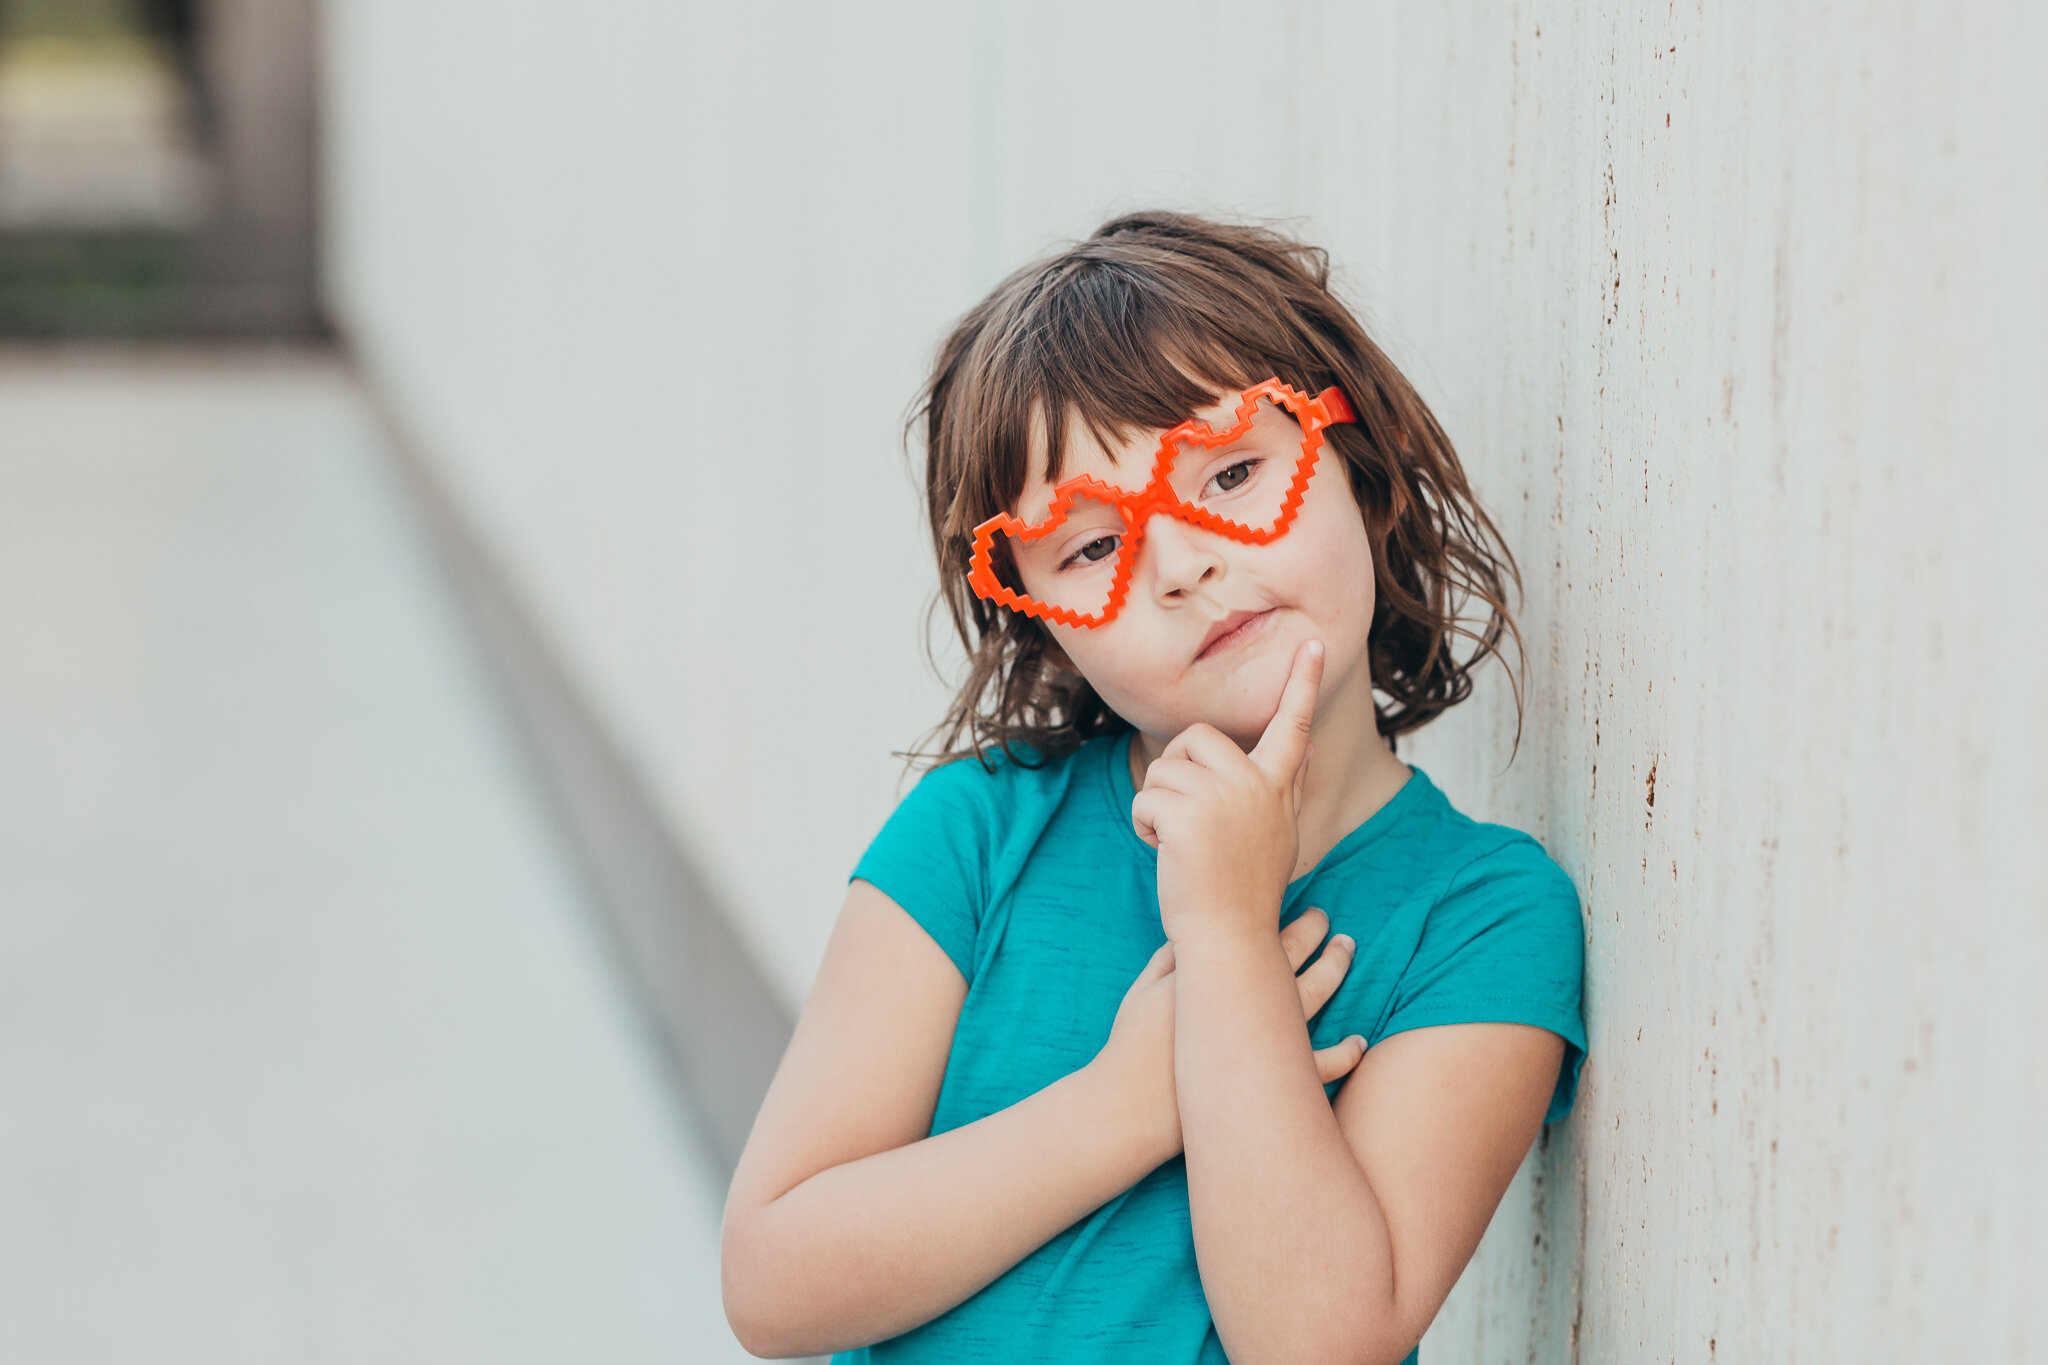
[1208, 459, 1258, 495]
[1058, 534, 1120, 571]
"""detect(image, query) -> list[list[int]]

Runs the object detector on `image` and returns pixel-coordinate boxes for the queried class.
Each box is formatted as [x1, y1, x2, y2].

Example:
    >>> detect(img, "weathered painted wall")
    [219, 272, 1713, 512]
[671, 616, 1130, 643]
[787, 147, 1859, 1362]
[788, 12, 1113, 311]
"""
[322, 2, 2048, 1358]
[1360, 9, 2047, 1359]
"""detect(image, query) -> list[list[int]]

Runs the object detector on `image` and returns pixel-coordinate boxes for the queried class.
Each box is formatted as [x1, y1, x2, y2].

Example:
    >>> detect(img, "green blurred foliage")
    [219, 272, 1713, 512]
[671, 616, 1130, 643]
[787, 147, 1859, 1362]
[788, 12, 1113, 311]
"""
[0, 231, 191, 335]
[0, 0, 152, 44]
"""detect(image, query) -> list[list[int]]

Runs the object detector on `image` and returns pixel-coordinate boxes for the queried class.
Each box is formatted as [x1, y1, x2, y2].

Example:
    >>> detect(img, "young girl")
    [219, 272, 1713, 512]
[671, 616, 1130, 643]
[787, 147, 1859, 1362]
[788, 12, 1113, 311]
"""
[720, 213, 1587, 1365]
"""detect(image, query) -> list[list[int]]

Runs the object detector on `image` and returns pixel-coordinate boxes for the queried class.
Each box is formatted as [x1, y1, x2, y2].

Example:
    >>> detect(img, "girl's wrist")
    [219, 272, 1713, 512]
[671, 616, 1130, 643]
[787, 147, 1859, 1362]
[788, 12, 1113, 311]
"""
[1166, 922, 1285, 968]
[1158, 881, 1287, 956]
[1078, 1052, 1181, 1169]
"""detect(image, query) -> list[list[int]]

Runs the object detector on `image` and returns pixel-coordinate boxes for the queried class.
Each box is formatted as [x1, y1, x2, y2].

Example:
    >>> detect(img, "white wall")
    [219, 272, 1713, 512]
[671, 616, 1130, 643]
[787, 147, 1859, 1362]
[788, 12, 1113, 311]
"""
[324, 3, 2048, 1358]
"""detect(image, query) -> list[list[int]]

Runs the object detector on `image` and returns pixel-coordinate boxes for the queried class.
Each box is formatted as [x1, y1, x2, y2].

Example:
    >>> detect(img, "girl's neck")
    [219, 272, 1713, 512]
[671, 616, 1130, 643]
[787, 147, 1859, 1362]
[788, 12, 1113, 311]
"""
[1126, 666, 1412, 882]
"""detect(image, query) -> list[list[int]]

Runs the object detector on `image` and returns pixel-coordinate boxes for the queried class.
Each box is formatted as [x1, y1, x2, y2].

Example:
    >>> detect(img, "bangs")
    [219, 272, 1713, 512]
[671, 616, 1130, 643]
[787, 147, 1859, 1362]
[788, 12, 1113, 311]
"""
[942, 253, 1320, 539]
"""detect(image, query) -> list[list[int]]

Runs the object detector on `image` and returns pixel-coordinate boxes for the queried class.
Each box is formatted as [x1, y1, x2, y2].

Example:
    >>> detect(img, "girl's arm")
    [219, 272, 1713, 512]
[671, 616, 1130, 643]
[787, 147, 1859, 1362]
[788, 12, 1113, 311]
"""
[720, 879, 1363, 1360]
[1132, 647, 1567, 1365]
[1173, 930, 1562, 1365]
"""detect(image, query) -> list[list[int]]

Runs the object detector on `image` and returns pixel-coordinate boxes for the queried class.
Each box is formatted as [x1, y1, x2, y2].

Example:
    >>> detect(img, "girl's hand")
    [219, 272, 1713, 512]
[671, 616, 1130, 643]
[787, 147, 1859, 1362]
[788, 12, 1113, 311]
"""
[1132, 639, 1324, 949]
[1093, 906, 1366, 1161]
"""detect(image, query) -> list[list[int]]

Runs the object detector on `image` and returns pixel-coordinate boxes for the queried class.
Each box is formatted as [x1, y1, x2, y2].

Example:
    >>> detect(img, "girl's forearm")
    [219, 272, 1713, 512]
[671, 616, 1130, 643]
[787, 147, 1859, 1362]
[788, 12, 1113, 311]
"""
[1172, 929, 1402, 1365]
[724, 1059, 1173, 1359]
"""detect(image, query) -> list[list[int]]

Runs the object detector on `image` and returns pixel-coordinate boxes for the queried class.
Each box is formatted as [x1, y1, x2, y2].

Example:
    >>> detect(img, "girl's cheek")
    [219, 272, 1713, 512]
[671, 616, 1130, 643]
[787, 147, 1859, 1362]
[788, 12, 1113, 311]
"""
[1067, 634, 1179, 730]
[1286, 510, 1376, 620]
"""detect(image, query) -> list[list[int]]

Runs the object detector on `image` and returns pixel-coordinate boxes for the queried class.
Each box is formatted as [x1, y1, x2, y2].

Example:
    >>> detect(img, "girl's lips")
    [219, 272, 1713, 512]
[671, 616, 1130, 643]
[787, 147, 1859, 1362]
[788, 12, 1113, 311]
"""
[1194, 607, 1277, 661]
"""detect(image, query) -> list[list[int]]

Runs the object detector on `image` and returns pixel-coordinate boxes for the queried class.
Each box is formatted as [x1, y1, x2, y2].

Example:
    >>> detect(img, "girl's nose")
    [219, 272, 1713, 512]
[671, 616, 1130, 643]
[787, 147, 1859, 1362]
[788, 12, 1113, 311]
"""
[1141, 512, 1226, 602]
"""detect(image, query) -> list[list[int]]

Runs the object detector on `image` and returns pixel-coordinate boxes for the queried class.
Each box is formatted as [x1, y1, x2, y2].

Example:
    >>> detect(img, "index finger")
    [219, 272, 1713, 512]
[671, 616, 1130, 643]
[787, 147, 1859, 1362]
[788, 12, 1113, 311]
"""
[1248, 638, 1324, 782]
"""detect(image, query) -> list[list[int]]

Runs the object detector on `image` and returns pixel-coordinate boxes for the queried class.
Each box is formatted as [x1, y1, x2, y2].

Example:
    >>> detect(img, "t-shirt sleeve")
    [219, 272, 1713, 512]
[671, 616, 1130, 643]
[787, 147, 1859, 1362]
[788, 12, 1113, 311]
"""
[848, 757, 1000, 984]
[1379, 834, 1589, 1123]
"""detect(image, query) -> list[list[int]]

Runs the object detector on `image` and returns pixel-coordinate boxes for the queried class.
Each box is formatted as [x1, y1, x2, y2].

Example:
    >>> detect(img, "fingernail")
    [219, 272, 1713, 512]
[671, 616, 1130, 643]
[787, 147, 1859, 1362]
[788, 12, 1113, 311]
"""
[1332, 934, 1355, 952]
[1307, 640, 1325, 660]
[1348, 1035, 1366, 1049]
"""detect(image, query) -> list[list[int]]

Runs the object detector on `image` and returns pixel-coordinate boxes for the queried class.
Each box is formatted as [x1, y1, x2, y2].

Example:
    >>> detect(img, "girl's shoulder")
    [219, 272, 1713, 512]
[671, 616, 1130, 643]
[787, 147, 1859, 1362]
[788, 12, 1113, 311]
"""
[899, 733, 1118, 812]
[1434, 826, 1582, 930]
[874, 733, 1122, 866]
[1358, 770, 1584, 985]
[1393, 768, 1579, 905]
[858, 736, 1124, 980]
[1367, 772, 1588, 1121]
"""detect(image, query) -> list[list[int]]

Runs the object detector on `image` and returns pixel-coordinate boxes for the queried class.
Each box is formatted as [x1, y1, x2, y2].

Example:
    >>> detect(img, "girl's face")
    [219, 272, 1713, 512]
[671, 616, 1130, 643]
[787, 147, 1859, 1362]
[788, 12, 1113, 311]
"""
[1013, 391, 1379, 751]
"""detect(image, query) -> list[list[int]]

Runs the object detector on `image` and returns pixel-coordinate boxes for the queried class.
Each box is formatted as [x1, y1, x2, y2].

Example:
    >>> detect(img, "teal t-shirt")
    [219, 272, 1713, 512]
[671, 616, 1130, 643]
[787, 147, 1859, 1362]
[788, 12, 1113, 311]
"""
[834, 731, 1586, 1365]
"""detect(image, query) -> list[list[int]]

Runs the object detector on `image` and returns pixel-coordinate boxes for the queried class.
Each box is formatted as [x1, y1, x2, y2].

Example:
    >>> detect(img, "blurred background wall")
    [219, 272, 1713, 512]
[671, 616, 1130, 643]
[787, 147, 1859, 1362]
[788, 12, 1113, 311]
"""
[320, 2, 2047, 1360]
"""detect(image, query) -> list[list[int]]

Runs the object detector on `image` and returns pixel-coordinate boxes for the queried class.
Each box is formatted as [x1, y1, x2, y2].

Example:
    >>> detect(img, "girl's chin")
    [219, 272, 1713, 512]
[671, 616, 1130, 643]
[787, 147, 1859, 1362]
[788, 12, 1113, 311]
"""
[1164, 693, 1296, 751]
[1128, 628, 1355, 750]
[1119, 648, 1307, 746]
[1223, 646, 1302, 708]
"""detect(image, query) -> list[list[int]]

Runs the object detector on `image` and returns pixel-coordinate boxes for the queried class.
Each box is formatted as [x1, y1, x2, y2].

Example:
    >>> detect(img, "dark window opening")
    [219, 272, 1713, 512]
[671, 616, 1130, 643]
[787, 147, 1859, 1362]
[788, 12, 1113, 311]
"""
[0, 0, 319, 336]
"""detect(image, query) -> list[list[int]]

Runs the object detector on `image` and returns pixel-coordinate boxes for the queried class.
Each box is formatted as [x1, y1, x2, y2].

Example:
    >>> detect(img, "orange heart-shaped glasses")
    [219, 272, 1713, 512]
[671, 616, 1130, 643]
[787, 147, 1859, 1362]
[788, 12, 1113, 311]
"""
[967, 378, 1356, 628]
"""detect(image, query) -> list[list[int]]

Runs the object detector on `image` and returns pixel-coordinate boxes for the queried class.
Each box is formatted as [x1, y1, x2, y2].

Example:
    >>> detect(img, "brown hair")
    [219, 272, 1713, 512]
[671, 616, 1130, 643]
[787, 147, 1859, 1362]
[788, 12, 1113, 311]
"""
[907, 211, 1523, 771]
